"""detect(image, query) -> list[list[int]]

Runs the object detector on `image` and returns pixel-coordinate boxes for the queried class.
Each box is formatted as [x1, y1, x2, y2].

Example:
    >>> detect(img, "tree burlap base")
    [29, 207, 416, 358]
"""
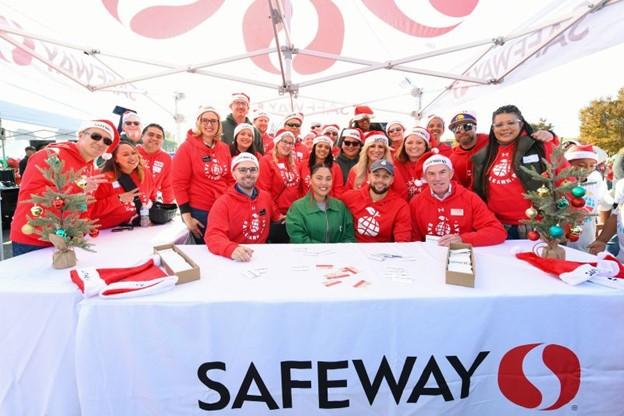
[49, 234, 77, 269]
[540, 240, 566, 260]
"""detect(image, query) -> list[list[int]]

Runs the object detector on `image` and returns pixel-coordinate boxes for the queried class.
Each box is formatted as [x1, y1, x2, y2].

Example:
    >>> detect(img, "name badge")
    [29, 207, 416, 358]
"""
[277, 163, 286, 169]
[451, 208, 464, 216]
[522, 154, 539, 164]
[112, 181, 120, 189]
[425, 235, 441, 244]
[153, 165, 162, 173]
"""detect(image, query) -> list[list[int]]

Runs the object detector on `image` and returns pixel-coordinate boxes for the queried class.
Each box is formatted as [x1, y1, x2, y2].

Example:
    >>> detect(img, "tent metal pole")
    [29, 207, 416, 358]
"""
[268, 0, 294, 110]
[0, 33, 89, 91]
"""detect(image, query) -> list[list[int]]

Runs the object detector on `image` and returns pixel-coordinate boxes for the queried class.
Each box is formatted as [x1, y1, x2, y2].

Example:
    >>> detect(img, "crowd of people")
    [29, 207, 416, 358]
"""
[8, 91, 621, 263]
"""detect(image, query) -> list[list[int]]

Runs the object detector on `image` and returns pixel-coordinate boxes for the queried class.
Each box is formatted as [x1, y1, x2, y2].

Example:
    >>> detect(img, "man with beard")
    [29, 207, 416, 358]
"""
[221, 93, 264, 154]
[341, 159, 411, 242]
[205, 153, 281, 261]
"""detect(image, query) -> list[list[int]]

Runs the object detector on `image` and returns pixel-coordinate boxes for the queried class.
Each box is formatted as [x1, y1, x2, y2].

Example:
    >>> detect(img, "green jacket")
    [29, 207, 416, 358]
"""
[286, 194, 355, 243]
[221, 114, 265, 154]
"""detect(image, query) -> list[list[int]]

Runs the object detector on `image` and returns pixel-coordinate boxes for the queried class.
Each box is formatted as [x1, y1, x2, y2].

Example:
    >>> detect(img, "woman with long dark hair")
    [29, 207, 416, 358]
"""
[299, 135, 344, 197]
[229, 123, 259, 158]
[472, 105, 555, 239]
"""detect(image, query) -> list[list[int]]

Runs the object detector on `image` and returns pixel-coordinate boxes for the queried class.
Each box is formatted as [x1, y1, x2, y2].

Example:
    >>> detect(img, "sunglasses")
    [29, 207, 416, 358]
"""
[327, 132, 339, 136]
[286, 123, 301, 128]
[311, 124, 321, 129]
[342, 140, 361, 147]
[125, 121, 140, 126]
[88, 132, 113, 146]
[453, 123, 475, 133]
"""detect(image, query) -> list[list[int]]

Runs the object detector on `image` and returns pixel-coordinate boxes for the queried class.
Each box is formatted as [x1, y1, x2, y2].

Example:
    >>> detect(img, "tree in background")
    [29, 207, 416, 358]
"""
[579, 87, 624, 155]
[530, 118, 554, 132]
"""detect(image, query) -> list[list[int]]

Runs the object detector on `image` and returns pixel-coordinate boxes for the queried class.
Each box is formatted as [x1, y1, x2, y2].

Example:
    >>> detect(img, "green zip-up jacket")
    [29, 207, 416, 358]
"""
[286, 194, 355, 243]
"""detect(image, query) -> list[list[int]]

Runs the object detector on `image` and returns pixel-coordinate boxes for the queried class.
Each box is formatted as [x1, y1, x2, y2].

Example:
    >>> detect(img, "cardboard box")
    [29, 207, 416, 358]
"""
[445, 243, 475, 288]
[154, 243, 200, 284]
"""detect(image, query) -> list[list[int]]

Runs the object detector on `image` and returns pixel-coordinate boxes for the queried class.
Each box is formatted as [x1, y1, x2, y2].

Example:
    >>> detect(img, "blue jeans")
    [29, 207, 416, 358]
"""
[12, 242, 44, 256]
[504, 224, 529, 240]
[189, 207, 209, 244]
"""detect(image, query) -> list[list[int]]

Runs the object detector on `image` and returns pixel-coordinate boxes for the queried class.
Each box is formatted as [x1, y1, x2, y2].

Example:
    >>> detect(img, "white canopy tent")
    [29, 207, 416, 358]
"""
[0, 0, 623, 141]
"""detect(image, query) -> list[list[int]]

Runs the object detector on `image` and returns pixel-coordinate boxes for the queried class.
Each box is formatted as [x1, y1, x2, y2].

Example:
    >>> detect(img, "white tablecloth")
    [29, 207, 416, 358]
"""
[0, 219, 188, 416]
[74, 241, 624, 415]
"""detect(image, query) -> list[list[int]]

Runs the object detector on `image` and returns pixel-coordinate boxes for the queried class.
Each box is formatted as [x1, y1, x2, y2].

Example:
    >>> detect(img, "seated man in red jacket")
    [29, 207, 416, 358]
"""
[205, 153, 282, 261]
[342, 159, 411, 242]
[137, 123, 175, 203]
[410, 155, 506, 247]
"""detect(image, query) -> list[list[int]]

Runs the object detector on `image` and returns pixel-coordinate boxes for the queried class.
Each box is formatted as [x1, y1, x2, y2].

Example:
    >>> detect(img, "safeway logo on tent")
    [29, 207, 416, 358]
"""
[0, 16, 34, 66]
[498, 343, 581, 410]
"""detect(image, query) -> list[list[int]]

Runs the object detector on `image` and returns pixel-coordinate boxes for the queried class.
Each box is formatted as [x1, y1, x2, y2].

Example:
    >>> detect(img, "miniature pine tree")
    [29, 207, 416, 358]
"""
[24, 152, 98, 252]
[520, 143, 593, 246]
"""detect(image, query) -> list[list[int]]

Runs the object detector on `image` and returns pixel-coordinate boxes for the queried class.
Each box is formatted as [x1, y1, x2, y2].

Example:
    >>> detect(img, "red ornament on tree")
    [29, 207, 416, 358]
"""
[52, 197, 65, 209]
[527, 230, 540, 241]
[570, 197, 585, 208]
[89, 228, 100, 238]
[567, 233, 580, 242]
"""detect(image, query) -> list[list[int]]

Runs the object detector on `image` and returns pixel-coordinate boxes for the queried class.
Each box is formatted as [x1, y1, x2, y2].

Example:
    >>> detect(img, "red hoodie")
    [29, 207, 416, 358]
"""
[10, 143, 98, 247]
[293, 141, 310, 163]
[299, 162, 345, 198]
[345, 165, 409, 201]
[89, 170, 156, 229]
[449, 133, 488, 188]
[137, 146, 175, 203]
[341, 186, 411, 242]
[257, 154, 302, 214]
[261, 132, 274, 153]
[205, 186, 281, 258]
[172, 130, 233, 212]
[410, 182, 506, 246]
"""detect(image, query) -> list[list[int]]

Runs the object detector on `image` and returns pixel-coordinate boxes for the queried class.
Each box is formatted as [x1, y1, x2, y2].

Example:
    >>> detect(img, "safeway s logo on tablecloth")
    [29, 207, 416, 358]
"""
[498, 343, 581, 410]
[101, 0, 479, 74]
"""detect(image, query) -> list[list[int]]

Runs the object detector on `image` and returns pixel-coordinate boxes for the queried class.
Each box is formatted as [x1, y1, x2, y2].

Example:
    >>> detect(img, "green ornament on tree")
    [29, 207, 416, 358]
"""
[571, 186, 586, 198]
[78, 203, 88, 212]
[55, 228, 67, 238]
[556, 198, 569, 209]
[548, 225, 564, 239]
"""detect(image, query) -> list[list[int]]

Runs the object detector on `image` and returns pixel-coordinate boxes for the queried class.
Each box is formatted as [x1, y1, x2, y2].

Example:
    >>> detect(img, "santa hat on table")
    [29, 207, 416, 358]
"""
[70, 258, 178, 299]
[515, 251, 624, 289]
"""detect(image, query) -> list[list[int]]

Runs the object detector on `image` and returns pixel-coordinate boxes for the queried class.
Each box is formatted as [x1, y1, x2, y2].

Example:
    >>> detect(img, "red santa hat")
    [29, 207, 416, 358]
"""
[282, 112, 304, 125]
[341, 128, 363, 143]
[515, 251, 624, 289]
[423, 154, 453, 172]
[385, 121, 404, 134]
[251, 109, 269, 121]
[231, 152, 259, 171]
[122, 111, 141, 125]
[312, 135, 333, 147]
[273, 128, 296, 144]
[426, 114, 445, 128]
[195, 105, 220, 123]
[233, 123, 254, 139]
[79, 119, 120, 161]
[321, 124, 340, 136]
[565, 144, 598, 162]
[404, 126, 431, 144]
[363, 130, 389, 147]
[352, 105, 374, 121]
[230, 92, 250, 105]
[70, 258, 178, 298]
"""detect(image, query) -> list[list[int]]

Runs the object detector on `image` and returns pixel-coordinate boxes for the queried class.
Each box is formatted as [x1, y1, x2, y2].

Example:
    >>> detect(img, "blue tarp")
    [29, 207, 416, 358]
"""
[0, 100, 81, 132]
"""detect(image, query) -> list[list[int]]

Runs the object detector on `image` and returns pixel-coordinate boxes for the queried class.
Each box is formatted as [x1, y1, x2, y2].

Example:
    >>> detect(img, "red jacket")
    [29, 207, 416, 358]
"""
[345, 165, 409, 200]
[410, 182, 506, 246]
[261, 132, 274, 153]
[138, 146, 175, 203]
[172, 130, 234, 212]
[449, 133, 488, 188]
[89, 170, 156, 229]
[257, 154, 302, 214]
[299, 161, 345, 198]
[293, 141, 310, 163]
[205, 186, 281, 258]
[10, 143, 97, 247]
[341, 186, 411, 242]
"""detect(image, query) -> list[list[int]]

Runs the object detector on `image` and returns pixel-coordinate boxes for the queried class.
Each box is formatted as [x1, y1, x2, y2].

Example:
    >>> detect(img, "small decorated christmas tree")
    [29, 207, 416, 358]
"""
[520, 143, 593, 259]
[23, 152, 98, 268]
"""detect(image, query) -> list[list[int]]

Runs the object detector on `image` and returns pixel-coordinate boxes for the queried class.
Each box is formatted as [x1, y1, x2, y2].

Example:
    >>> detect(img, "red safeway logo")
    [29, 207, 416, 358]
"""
[498, 343, 581, 410]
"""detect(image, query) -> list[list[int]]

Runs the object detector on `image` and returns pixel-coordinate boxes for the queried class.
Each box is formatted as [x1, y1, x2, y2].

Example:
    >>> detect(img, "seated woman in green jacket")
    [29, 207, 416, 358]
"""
[286, 164, 355, 243]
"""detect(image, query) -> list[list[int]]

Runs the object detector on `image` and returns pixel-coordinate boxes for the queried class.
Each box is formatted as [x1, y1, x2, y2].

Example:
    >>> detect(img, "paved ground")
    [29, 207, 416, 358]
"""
[1, 226, 11, 260]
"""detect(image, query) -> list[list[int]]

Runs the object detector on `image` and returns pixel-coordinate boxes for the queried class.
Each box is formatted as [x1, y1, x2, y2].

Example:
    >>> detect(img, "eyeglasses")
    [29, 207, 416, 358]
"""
[453, 123, 475, 133]
[388, 128, 403, 134]
[327, 132, 338, 136]
[88, 132, 113, 146]
[492, 120, 520, 129]
[280, 141, 295, 146]
[311, 124, 321, 129]
[125, 121, 140, 126]
[342, 140, 361, 147]
[201, 118, 220, 125]
[236, 167, 259, 174]
[285, 123, 301, 128]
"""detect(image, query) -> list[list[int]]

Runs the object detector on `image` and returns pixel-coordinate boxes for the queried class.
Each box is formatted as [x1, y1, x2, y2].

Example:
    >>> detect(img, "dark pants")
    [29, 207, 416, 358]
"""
[189, 207, 209, 244]
[504, 224, 529, 240]
[12, 242, 44, 256]
[268, 222, 290, 244]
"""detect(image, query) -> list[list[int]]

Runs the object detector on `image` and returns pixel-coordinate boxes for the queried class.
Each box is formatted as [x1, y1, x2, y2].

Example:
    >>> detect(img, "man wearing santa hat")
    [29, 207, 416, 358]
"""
[350, 105, 374, 132]
[120, 111, 143, 144]
[221, 92, 265, 154]
[205, 153, 282, 261]
[410, 155, 506, 246]
[11, 120, 119, 256]
[252, 109, 273, 153]
[342, 160, 411, 243]
[282, 112, 309, 162]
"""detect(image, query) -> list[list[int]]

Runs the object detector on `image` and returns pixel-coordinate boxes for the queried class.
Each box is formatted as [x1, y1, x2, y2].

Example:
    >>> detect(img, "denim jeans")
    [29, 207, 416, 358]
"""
[188, 207, 209, 244]
[12, 242, 44, 256]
